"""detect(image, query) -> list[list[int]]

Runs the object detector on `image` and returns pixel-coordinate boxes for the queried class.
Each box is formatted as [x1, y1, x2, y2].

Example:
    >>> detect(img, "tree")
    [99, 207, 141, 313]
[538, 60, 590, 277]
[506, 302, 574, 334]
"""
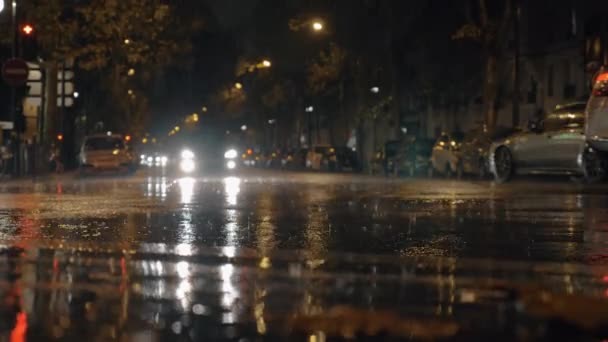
[307, 43, 347, 95]
[12, 0, 200, 142]
[453, 0, 513, 132]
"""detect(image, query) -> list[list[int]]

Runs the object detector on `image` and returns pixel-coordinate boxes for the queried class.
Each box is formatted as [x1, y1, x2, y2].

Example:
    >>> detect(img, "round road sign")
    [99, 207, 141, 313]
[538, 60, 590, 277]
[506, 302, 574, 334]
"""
[2, 58, 29, 87]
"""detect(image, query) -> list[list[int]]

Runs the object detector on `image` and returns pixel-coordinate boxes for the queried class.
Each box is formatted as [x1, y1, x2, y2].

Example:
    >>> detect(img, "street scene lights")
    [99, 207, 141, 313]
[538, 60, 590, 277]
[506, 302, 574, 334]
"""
[234, 82, 243, 90]
[262, 59, 271, 68]
[21, 24, 33, 35]
[312, 21, 323, 31]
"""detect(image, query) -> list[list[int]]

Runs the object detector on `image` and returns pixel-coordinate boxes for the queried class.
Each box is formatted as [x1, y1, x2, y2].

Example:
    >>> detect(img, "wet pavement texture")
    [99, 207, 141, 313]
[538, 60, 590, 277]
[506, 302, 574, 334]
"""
[2, 170, 608, 340]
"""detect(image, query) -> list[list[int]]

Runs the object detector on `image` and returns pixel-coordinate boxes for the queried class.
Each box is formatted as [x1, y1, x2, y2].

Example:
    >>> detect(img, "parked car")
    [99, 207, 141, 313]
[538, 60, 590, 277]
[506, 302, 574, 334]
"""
[586, 67, 608, 152]
[379, 137, 433, 177]
[400, 137, 435, 177]
[335, 146, 360, 172]
[490, 102, 605, 183]
[79, 134, 135, 175]
[455, 126, 519, 179]
[430, 132, 464, 177]
[306, 145, 338, 171]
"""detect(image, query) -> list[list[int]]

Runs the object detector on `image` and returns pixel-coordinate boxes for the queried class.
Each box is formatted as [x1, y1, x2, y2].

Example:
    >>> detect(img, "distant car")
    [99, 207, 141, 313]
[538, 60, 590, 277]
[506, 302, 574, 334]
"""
[430, 132, 464, 177]
[490, 102, 605, 183]
[306, 145, 337, 171]
[79, 134, 135, 174]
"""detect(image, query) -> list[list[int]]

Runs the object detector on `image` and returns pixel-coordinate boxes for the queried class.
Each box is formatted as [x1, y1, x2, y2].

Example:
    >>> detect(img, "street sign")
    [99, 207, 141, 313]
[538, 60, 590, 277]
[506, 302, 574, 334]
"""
[0, 121, 14, 130]
[2, 58, 29, 87]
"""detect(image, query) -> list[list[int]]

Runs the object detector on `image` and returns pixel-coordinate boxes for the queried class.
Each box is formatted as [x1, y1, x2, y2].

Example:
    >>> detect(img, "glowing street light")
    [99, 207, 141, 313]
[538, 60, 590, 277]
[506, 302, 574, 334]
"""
[73, 91, 79, 98]
[128, 68, 135, 76]
[234, 82, 243, 90]
[312, 21, 323, 31]
[124, 38, 131, 45]
[370, 86, 380, 93]
[127, 89, 133, 95]
[174, 126, 180, 132]
[262, 59, 271, 67]
[21, 24, 34, 35]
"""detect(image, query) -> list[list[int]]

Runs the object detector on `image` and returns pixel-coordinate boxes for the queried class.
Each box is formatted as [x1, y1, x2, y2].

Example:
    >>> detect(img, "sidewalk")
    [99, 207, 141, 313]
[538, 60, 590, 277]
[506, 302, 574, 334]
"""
[0, 171, 76, 186]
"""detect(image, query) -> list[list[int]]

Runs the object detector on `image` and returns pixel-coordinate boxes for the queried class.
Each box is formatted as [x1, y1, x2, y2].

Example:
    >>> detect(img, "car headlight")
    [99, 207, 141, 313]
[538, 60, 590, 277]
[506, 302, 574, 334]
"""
[181, 149, 195, 159]
[180, 158, 195, 173]
[224, 149, 237, 159]
[226, 160, 236, 169]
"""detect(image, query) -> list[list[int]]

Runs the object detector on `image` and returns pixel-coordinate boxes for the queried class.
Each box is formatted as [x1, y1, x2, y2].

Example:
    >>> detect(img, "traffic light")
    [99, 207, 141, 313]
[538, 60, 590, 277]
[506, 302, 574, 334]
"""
[21, 24, 34, 36]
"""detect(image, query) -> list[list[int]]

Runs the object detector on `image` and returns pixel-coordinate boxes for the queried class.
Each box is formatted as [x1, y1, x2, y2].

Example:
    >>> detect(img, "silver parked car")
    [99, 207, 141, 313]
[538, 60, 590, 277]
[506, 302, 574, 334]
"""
[489, 102, 606, 183]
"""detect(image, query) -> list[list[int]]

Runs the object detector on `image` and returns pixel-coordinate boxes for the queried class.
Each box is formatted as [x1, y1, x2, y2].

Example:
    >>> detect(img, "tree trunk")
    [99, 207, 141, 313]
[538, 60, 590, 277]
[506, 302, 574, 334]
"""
[43, 62, 58, 146]
[483, 53, 499, 133]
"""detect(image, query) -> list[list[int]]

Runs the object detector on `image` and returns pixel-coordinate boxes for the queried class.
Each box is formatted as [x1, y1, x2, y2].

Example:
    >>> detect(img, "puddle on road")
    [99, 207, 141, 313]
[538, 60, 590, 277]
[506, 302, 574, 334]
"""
[0, 242, 606, 340]
[0, 176, 606, 266]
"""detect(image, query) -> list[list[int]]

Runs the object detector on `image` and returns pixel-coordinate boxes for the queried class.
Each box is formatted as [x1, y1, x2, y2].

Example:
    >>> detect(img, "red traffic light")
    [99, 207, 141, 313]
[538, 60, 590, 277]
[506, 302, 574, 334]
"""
[21, 24, 34, 35]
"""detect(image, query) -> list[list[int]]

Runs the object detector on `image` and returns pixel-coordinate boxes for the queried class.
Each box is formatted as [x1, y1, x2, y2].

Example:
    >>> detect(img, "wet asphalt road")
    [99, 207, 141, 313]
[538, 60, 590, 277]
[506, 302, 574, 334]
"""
[2, 169, 608, 340]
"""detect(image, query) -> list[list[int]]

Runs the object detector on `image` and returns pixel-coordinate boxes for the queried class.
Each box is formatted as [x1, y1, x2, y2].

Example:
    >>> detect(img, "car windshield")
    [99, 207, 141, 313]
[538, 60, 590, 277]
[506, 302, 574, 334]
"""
[6, 2, 608, 341]
[85, 137, 124, 150]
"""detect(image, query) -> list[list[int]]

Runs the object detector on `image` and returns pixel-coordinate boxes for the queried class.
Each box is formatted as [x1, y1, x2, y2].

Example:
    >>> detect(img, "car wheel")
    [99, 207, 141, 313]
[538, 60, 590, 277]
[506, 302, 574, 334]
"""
[493, 147, 514, 183]
[582, 148, 606, 183]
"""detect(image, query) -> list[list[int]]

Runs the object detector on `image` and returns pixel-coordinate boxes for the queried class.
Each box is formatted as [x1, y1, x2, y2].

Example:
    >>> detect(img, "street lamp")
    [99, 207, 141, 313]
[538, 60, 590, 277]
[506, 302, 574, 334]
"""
[73, 91, 79, 98]
[370, 86, 380, 93]
[305, 106, 314, 112]
[312, 21, 323, 32]
[262, 59, 271, 68]
[235, 82, 243, 90]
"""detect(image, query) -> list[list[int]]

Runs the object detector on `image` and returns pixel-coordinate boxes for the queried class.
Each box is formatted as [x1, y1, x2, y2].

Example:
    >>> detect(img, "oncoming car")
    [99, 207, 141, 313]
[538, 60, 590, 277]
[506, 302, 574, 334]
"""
[79, 134, 135, 175]
[490, 102, 605, 183]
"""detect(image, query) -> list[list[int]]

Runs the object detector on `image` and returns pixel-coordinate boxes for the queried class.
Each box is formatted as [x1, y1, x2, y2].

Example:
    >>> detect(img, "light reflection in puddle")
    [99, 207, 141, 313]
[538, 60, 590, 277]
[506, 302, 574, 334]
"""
[178, 178, 196, 244]
[220, 263, 238, 323]
[224, 177, 240, 206]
